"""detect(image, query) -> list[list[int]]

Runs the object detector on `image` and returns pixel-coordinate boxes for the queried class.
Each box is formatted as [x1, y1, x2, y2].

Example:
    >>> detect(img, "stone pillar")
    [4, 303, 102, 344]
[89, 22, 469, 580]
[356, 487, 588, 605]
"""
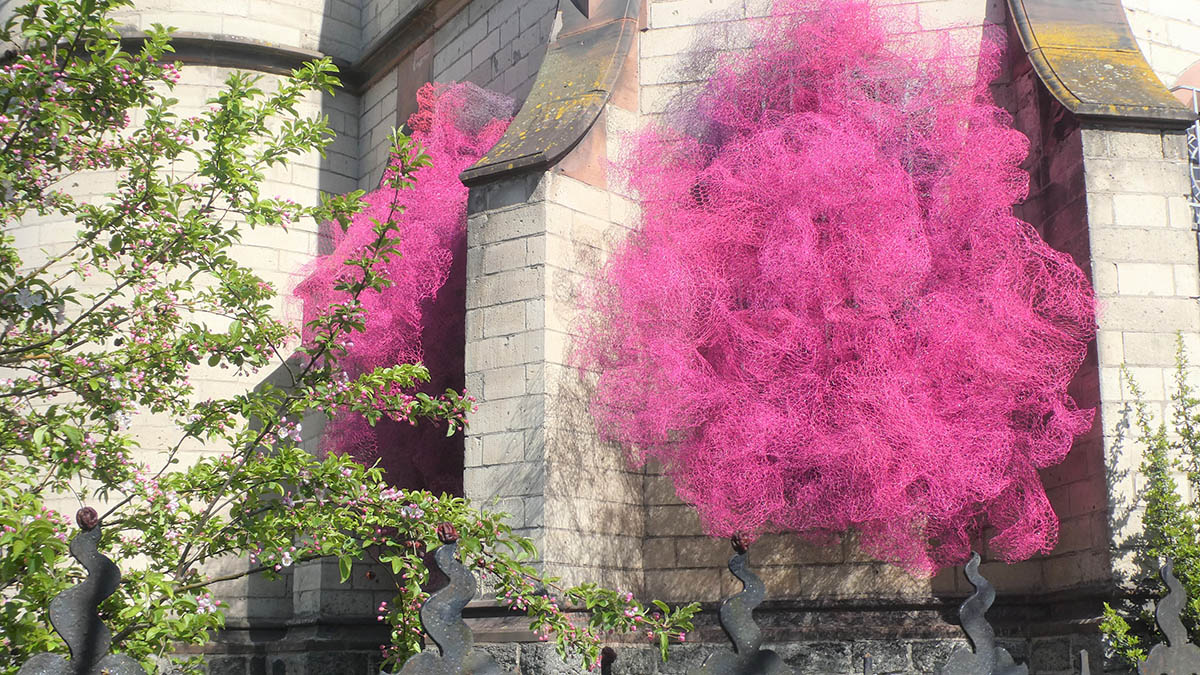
[1085, 126, 1198, 572]
[462, 112, 647, 594]
[458, 5, 648, 669]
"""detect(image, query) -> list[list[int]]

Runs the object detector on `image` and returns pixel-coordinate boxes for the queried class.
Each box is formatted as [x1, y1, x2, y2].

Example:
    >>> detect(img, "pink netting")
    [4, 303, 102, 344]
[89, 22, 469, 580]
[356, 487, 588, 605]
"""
[574, 0, 1096, 573]
[294, 82, 513, 492]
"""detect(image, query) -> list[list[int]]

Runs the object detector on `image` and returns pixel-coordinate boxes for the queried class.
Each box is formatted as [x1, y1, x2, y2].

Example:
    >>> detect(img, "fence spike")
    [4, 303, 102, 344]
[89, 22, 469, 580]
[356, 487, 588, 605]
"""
[395, 523, 511, 675]
[17, 507, 147, 675]
[937, 552, 1026, 675]
[689, 536, 791, 675]
[1138, 559, 1200, 675]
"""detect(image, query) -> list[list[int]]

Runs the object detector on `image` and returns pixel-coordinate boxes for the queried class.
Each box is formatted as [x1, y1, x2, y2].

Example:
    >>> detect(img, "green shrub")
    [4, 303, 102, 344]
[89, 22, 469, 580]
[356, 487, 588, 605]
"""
[1101, 336, 1200, 667]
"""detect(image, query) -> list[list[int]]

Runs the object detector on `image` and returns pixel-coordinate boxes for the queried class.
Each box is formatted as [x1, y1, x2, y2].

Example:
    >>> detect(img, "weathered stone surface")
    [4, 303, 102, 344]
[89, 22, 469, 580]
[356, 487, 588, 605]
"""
[604, 646, 662, 675]
[655, 643, 709, 675]
[519, 643, 577, 675]
[852, 639, 911, 674]
[206, 656, 248, 675]
[911, 639, 968, 673]
[479, 643, 521, 673]
[778, 641, 852, 674]
[996, 638, 1030, 666]
[1030, 637, 1071, 673]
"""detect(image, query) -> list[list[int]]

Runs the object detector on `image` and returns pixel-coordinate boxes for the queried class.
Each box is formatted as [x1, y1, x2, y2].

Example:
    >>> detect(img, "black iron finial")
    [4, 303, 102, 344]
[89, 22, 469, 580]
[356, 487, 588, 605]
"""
[600, 646, 617, 675]
[938, 553, 1026, 675]
[689, 539, 790, 675]
[17, 508, 147, 675]
[1138, 559, 1200, 675]
[397, 525, 511, 675]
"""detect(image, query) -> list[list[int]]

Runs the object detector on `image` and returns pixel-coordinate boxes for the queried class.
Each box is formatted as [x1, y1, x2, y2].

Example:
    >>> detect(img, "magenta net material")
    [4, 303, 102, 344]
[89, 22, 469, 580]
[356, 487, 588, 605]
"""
[294, 82, 512, 492]
[574, 0, 1096, 573]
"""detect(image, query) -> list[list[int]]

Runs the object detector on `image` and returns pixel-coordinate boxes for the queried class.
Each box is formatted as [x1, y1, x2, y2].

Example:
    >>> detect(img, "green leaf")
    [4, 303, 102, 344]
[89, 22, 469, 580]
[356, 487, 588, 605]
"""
[62, 427, 82, 444]
[338, 556, 352, 583]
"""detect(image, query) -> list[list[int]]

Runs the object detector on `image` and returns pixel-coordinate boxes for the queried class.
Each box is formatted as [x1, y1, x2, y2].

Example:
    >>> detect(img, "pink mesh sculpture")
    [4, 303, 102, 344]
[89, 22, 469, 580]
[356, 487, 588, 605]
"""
[574, 0, 1097, 573]
[295, 82, 512, 492]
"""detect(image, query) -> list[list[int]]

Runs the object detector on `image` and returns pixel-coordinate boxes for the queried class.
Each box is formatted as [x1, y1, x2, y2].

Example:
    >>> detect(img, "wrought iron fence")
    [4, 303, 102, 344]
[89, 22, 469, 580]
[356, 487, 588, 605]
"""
[1170, 85, 1200, 231]
[19, 511, 1200, 674]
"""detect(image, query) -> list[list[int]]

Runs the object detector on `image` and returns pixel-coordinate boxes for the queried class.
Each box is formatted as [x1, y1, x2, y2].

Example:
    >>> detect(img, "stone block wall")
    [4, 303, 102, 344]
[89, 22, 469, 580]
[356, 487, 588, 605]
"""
[538, 169, 645, 591]
[357, 69, 402, 189]
[994, 37, 1113, 595]
[1084, 125, 1198, 579]
[462, 166, 647, 591]
[472, 633, 1102, 675]
[430, 0, 554, 99]
[463, 171, 554, 553]
[635, 0, 1031, 606]
[111, 0, 362, 63]
[1, 0, 567, 663]
[361, 0, 422, 51]
[5, 0, 1199, 668]
[356, 0, 555, 188]
[1122, 0, 1200, 87]
[4, 58, 351, 629]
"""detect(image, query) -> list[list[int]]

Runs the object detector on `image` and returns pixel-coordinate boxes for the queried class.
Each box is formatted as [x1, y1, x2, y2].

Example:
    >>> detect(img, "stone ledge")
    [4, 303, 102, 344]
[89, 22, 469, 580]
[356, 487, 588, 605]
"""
[1008, 0, 1195, 127]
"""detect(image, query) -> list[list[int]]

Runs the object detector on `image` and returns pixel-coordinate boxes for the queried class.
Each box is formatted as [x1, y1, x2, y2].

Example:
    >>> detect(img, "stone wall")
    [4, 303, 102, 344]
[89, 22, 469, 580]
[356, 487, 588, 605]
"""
[461, 165, 646, 591]
[361, 0, 422, 52]
[111, 0, 361, 63]
[2, 0, 565, 665]
[986, 26, 1113, 596]
[457, 3, 1122, 671]
[636, 0, 1026, 606]
[356, 0, 555, 188]
[1122, 0, 1200, 87]
[4, 0, 363, 652]
[474, 633, 1100, 675]
[1084, 123, 1197, 577]
[5, 61, 352, 634]
[5, 0, 1199, 669]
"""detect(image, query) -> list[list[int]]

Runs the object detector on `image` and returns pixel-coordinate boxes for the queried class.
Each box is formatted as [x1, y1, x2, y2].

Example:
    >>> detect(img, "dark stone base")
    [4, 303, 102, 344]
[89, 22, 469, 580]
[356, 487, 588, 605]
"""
[194, 594, 1133, 675]
[474, 636, 1107, 675]
[186, 622, 390, 675]
[197, 634, 1121, 675]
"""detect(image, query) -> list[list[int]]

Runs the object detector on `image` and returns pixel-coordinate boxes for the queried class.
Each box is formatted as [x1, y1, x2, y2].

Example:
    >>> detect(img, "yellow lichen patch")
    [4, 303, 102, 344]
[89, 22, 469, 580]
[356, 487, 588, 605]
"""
[1030, 21, 1127, 50]
[1039, 46, 1181, 106]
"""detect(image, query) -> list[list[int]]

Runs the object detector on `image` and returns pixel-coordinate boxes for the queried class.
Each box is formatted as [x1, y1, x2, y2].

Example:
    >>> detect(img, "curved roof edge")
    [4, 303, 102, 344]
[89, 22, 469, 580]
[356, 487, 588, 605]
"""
[1008, 0, 1195, 128]
[460, 0, 638, 187]
[119, 31, 351, 78]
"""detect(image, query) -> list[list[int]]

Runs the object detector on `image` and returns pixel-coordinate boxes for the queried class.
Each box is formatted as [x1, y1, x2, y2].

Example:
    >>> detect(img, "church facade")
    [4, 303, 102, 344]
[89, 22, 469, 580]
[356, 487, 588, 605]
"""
[6, 0, 1200, 672]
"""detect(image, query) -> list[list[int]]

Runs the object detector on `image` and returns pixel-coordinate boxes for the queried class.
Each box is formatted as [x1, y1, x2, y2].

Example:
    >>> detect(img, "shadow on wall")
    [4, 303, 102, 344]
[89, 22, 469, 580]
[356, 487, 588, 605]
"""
[991, 10, 1109, 594]
[234, 76, 361, 628]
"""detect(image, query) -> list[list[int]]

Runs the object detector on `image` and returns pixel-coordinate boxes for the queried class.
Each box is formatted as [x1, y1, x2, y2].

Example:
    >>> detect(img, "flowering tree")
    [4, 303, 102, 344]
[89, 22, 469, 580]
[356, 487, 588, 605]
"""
[294, 81, 514, 494]
[0, 0, 696, 671]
